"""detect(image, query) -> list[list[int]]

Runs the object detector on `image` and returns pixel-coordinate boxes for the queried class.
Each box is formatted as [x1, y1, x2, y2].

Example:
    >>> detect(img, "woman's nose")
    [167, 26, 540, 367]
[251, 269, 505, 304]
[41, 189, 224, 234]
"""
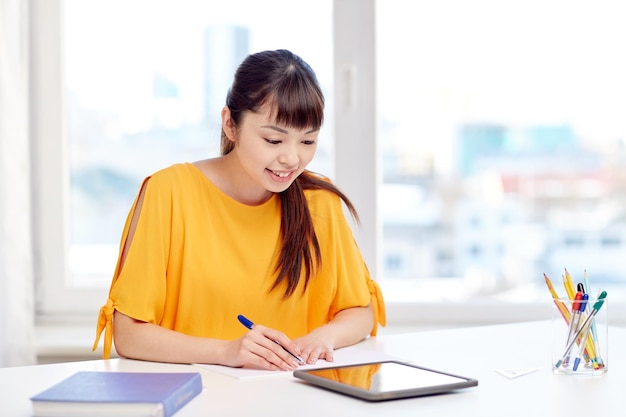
[278, 146, 299, 167]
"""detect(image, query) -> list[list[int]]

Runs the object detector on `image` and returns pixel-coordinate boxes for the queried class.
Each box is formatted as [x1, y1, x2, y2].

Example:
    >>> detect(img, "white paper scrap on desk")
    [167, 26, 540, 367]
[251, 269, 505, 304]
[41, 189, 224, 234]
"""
[495, 368, 541, 379]
[194, 346, 399, 379]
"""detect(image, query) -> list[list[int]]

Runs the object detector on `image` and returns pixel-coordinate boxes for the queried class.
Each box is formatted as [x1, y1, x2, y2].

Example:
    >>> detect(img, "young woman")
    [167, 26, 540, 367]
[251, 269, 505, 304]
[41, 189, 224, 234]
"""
[93, 49, 385, 371]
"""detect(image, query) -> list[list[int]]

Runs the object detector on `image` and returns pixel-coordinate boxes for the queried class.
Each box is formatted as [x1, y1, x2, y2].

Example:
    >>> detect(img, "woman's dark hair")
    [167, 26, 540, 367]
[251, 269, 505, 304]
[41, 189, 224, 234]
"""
[221, 49, 359, 298]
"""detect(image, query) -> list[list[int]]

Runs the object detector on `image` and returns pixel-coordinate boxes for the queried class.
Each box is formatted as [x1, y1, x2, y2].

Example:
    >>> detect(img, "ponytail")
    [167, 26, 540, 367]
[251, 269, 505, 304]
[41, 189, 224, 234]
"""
[273, 171, 358, 298]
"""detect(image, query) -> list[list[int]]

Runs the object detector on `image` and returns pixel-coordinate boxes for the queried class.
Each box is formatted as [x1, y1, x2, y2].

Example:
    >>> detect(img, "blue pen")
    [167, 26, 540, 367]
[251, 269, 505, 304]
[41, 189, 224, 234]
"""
[237, 314, 305, 364]
[573, 313, 593, 371]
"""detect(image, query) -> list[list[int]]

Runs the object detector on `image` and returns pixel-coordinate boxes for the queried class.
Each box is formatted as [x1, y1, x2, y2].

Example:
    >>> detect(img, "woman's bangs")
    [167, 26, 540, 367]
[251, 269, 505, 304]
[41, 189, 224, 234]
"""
[271, 81, 324, 130]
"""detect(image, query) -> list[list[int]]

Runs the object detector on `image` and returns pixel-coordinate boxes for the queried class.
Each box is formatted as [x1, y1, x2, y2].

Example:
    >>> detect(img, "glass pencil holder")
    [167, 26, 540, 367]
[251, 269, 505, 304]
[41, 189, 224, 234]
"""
[551, 296, 608, 375]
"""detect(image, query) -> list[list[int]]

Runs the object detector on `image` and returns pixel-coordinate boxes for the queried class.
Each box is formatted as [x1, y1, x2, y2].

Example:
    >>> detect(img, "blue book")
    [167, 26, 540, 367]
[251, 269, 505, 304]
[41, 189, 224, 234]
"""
[30, 371, 202, 417]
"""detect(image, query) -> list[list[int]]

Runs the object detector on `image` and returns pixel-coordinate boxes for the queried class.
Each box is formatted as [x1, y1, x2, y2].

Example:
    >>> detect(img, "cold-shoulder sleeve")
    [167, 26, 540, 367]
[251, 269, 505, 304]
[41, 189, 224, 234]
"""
[92, 172, 173, 358]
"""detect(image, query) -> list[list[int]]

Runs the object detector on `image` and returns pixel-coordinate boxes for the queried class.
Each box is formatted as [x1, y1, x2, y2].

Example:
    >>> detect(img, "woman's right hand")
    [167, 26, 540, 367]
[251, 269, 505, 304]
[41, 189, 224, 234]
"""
[226, 324, 303, 371]
[112, 311, 300, 369]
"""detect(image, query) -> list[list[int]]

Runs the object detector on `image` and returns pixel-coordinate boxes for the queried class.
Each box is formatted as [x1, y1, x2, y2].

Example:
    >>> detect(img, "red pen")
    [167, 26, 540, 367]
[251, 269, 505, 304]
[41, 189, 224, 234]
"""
[557, 292, 587, 368]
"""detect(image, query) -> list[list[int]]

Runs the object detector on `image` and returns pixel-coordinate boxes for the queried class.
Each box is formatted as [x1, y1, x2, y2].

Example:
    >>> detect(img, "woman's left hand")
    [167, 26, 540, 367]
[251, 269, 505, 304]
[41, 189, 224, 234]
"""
[293, 305, 375, 364]
[293, 328, 335, 365]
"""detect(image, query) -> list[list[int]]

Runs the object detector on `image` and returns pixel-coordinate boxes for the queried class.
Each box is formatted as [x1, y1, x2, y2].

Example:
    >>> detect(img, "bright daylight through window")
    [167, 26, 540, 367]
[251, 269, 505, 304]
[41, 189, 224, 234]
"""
[377, 0, 626, 304]
[64, 0, 333, 288]
[61, 0, 626, 312]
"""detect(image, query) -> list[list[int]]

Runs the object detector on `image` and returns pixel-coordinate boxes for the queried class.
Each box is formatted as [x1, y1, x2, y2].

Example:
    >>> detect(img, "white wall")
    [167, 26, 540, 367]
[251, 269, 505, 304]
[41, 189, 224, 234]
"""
[0, 0, 36, 367]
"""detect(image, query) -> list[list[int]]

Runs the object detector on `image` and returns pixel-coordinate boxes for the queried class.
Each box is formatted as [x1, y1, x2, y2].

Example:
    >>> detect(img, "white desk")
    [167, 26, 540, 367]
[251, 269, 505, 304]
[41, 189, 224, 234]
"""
[1, 321, 622, 416]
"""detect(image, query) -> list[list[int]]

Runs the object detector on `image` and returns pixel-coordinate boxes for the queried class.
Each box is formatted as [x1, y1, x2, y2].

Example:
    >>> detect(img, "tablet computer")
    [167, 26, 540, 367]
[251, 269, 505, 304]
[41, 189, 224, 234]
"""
[293, 360, 478, 402]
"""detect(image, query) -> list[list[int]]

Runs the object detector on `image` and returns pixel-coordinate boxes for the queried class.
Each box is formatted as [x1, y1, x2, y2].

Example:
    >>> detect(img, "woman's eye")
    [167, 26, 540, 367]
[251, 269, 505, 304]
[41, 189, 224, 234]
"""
[303, 140, 316, 145]
[264, 138, 281, 145]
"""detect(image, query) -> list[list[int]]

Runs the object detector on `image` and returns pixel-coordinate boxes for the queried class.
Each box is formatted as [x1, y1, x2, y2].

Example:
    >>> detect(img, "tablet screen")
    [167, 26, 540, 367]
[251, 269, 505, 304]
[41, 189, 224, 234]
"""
[293, 361, 478, 401]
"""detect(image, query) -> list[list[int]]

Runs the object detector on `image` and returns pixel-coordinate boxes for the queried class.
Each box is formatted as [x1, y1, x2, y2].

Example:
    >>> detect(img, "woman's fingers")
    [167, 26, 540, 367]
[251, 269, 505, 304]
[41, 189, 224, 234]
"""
[239, 326, 301, 370]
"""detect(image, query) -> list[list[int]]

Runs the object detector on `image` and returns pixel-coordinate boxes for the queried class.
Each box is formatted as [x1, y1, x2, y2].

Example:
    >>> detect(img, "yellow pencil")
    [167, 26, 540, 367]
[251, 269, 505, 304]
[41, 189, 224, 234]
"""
[545, 274, 571, 322]
[545, 273, 598, 368]
[563, 269, 576, 300]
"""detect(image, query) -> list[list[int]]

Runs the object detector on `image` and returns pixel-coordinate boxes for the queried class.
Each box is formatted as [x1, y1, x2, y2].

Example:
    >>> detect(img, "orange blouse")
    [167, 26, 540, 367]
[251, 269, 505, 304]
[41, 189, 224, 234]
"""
[93, 163, 385, 358]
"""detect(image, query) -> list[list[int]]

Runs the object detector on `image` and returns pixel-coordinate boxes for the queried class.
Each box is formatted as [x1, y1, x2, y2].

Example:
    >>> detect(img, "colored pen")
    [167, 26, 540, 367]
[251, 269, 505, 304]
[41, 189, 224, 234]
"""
[583, 271, 605, 368]
[544, 274, 598, 366]
[573, 313, 593, 371]
[555, 291, 607, 369]
[572, 283, 590, 370]
[237, 314, 305, 364]
[561, 292, 587, 367]
[576, 276, 602, 368]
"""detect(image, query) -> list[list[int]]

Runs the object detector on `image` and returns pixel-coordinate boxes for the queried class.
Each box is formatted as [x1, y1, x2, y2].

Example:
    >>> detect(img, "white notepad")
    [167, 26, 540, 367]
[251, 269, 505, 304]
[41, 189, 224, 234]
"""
[194, 346, 399, 379]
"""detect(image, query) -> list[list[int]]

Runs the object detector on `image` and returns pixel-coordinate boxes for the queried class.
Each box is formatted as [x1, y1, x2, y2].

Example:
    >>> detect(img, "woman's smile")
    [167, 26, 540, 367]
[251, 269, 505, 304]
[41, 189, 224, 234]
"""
[268, 169, 295, 182]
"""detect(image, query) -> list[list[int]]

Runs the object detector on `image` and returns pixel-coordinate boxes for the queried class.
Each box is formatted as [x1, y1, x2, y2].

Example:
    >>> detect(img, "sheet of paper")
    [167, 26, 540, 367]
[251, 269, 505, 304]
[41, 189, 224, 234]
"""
[495, 368, 541, 379]
[194, 346, 400, 379]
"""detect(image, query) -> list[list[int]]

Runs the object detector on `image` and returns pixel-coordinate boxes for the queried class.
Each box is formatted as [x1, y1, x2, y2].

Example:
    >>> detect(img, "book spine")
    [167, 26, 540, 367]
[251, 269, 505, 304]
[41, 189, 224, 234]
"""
[162, 373, 203, 417]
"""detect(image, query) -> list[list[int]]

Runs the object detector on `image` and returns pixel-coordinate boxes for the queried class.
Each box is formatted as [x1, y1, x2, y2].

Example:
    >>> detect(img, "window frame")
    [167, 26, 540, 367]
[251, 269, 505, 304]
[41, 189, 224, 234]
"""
[31, 0, 97, 317]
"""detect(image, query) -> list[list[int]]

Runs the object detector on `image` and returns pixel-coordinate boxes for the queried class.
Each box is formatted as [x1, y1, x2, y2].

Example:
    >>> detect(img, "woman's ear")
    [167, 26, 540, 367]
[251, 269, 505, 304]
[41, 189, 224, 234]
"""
[221, 106, 237, 142]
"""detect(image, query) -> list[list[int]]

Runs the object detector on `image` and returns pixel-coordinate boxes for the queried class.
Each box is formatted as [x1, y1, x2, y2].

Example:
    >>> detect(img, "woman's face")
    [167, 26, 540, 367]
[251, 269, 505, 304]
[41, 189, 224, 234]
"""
[224, 103, 319, 198]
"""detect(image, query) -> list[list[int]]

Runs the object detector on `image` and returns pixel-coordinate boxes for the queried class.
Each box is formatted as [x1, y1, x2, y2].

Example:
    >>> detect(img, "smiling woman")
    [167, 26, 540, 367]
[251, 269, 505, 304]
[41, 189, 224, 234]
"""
[218, 104, 319, 198]
[217, 111, 319, 197]
[92, 49, 385, 369]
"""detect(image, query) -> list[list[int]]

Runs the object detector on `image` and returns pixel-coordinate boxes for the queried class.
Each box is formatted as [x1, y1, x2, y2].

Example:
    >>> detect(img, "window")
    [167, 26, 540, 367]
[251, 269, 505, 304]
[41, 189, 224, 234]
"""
[376, 0, 626, 316]
[65, 0, 334, 289]
[33, 0, 626, 325]
[32, 0, 333, 315]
